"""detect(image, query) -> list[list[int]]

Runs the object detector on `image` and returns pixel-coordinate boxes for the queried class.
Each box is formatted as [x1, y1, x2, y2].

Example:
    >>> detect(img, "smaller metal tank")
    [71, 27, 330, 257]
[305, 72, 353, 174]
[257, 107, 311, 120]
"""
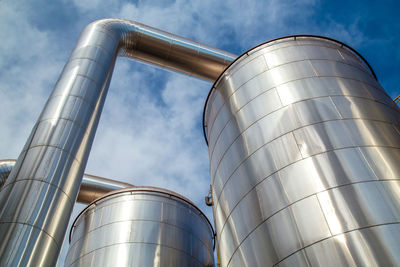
[65, 186, 214, 267]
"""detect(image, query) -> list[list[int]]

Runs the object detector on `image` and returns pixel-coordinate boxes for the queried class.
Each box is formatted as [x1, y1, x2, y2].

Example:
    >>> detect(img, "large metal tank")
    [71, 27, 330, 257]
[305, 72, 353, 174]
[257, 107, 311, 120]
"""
[65, 187, 214, 266]
[203, 35, 400, 266]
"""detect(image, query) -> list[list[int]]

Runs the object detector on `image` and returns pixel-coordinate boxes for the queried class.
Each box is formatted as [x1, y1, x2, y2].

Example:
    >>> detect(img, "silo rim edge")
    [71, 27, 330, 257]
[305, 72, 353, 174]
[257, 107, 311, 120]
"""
[201, 34, 378, 146]
[68, 186, 215, 248]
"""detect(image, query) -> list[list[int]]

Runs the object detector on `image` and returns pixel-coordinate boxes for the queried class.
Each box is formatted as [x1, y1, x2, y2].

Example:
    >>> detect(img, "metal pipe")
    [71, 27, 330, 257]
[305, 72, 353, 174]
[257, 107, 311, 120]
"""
[0, 160, 14, 188]
[0, 160, 133, 204]
[0, 19, 236, 267]
[76, 173, 133, 204]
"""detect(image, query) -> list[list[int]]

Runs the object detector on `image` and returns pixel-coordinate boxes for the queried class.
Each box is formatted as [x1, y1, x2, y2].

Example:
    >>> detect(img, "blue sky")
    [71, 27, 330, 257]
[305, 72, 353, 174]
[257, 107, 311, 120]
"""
[0, 0, 399, 265]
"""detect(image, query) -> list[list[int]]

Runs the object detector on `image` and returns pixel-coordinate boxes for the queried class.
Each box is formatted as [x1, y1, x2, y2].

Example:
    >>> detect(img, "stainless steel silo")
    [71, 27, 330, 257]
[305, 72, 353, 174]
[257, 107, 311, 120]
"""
[203, 35, 400, 266]
[65, 187, 214, 267]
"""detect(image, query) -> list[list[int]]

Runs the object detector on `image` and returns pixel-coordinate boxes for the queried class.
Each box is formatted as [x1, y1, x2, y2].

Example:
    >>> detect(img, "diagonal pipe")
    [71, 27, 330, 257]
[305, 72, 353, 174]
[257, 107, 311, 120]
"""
[0, 19, 236, 267]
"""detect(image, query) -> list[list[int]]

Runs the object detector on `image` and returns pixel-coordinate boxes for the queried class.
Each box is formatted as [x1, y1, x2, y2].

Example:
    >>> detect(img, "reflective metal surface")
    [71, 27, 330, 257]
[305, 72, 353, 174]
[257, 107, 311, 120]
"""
[0, 160, 14, 188]
[76, 173, 133, 204]
[0, 19, 235, 266]
[65, 187, 214, 267]
[204, 36, 400, 266]
[0, 159, 133, 204]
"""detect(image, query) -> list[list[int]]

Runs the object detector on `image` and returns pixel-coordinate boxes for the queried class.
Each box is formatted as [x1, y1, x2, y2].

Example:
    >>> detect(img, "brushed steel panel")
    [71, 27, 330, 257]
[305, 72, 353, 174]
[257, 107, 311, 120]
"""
[222, 187, 263, 242]
[69, 45, 114, 66]
[304, 224, 400, 266]
[12, 146, 83, 193]
[29, 120, 86, 155]
[72, 243, 202, 267]
[40, 96, 94, 127]
[217, 172, 285, 231]
[213, 132, 300, 193]
[264, 206, 303, 260]
[295, 37, 340, 49]
[218, 218, 246, 266]
[240, 107, 295, 155]
[293, 119, 400, 158]
[360, 147, 400, 180]
[0, 222, 60, 267]
[230, 55, 268, 90]
[293, 97, 342, 124]
[276, 249, 310, 267]
[311, 60, 376, 85]
[293, 120, 350, 157]
[267, 60, 317, 86]
[74, 221, 195, 256]
[61, 58, 109, 84]
[255, 174, 289, 220]
[227, 248, 246, 267]
[74, 27, 119, 52]
[290, 195, 331, 246]
[366, 84, 398, 106]
[213, 139, 276, 197]
[276, 77, 376, 106]
[347, 120, 400, 148]
[208, 105, 233, 150]
[210, 88, 282, 164]
[240, 97, 341, 155]
[336, 48, 365, 68]
[229, 70, 277, 110]
[211, 138, 248, 186]
[302, 45, 344, 62]
[210, 119, 241, 164]
[0, 180, 73, 246]
[206, 91, 223, 135]
[268, 132, 302, 169]
[263, 46, 307, 68]
[331, 95, 400, 125]
[317, 181, 400, 235]
[49, 75, 96, 108]
[279, 147, 377, 203]
[227, 222, 278, 267]
[218, 174, 288, 250]
[234, 88, 282, 131]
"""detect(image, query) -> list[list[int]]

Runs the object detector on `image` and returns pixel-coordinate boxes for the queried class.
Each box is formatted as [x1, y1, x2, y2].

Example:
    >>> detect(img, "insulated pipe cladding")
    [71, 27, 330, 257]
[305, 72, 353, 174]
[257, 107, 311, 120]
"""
[0, 160, 134, 204]
[0, 19, 236, 267]
[204, 36, 400, 266]
[66, 187, 215, 267]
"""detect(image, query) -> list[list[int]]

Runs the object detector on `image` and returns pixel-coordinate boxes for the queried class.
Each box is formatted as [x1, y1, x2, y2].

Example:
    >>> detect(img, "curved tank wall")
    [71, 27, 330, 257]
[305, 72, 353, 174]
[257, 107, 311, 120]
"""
[65, 187, 214, 267]
[204, 36, 400, 266]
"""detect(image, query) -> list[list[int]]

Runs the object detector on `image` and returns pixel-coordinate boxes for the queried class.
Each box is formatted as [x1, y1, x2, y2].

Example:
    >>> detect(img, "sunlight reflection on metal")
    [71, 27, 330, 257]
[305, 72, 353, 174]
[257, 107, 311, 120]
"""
[0, 19, 234, 266]
[66, 187, 214, 266]
[0, 159, 133, 204]
[204, 35, 400, 266]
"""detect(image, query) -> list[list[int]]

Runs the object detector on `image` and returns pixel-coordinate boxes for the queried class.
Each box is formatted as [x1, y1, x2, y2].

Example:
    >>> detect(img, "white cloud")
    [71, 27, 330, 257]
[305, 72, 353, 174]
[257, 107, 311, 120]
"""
[0, 2, 66, 157]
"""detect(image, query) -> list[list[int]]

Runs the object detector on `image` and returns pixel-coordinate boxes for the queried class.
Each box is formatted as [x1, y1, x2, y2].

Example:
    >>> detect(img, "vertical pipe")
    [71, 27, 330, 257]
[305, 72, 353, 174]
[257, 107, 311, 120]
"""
[0, 160, 14, 188]
[0, 159, 134, 204]
[0, 19, 234, 266]
[0, 23, 118, 266]
[204, 36, 400, 266]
